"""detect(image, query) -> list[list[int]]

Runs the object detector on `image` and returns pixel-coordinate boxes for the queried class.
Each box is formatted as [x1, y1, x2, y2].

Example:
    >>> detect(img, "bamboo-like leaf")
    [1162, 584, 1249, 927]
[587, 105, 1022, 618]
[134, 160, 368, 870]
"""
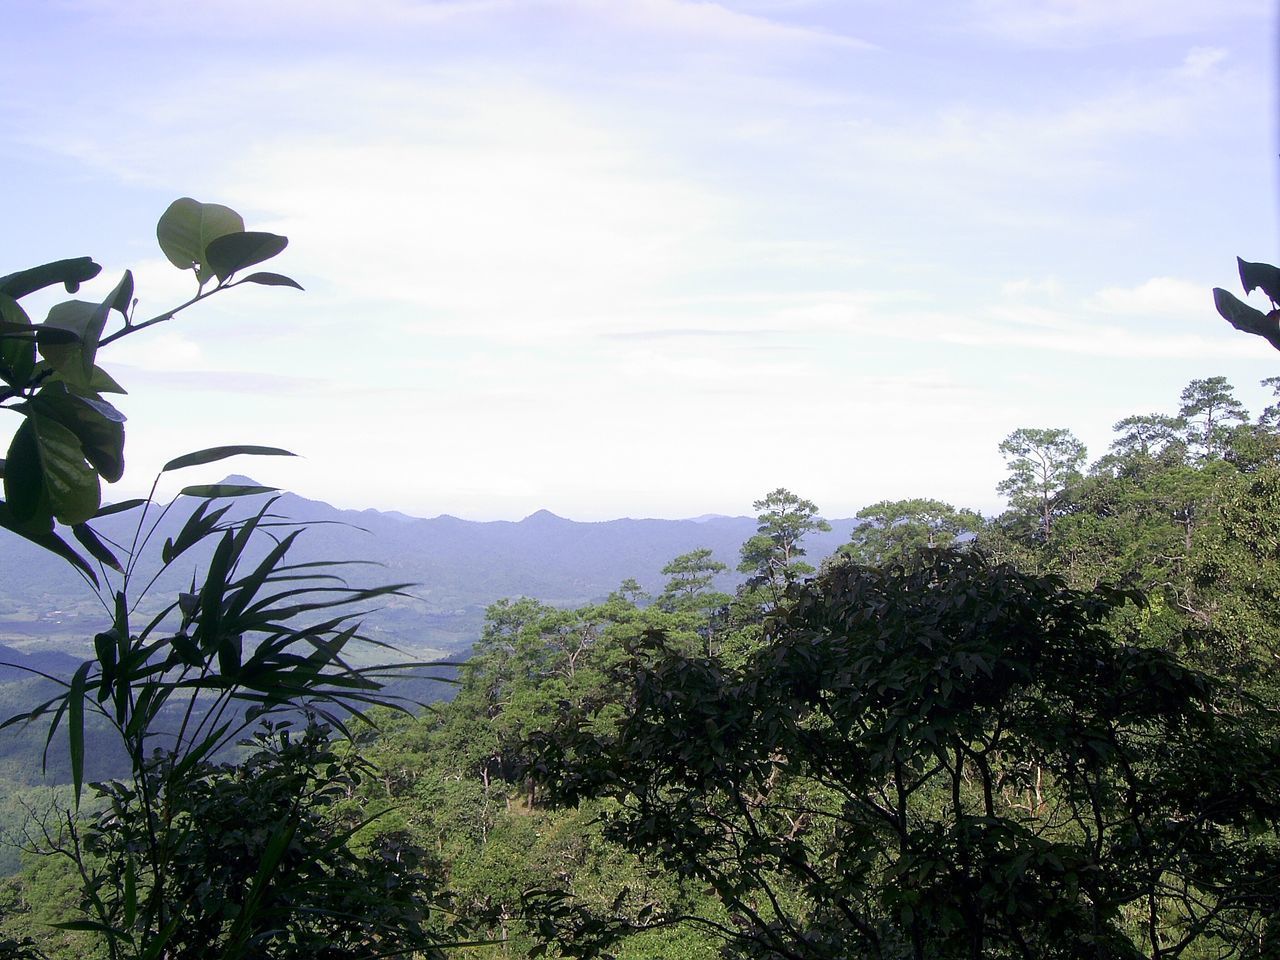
[73, 523, 122, 571]
[223, 817, 299, 952]
[95, 498, 147, 518]
[122, 859, 136, 928]
[162, 444, 295, 472]
[61, 662, 91, 805]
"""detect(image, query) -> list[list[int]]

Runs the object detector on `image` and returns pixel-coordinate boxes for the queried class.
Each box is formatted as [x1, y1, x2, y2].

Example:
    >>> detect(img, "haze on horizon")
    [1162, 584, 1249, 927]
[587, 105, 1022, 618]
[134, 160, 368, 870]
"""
[1, 0, 1276, 522]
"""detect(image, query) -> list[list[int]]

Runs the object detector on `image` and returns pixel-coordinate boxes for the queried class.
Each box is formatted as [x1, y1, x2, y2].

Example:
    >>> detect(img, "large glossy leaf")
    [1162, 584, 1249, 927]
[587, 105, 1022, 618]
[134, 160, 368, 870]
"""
[32, 382, 126, 481]
[204, 232, 288, 282]
[0, 257, 101, 299]
[39, 299, 109, 387]
[0, 292, 34, 386]
[156, 198, 244, 283]
[0, 501, 97, 584]
[162, 445, 294, 472]
[5, 414, 100, 524]
[3, 418, 44, 521]
[1214, 287, 1280, 352]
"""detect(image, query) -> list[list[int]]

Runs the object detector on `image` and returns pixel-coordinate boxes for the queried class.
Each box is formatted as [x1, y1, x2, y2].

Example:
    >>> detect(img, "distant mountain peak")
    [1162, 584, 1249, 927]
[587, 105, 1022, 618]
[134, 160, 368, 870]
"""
[217, 474, 263, 487]
[521, 509, 566, 524]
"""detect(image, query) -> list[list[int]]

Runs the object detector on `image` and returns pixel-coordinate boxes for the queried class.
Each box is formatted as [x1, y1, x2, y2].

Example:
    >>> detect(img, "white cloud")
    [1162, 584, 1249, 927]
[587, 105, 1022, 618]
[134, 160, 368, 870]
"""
[1002, 277, 1062, 299]
[1089, 277, 1211, 318]
[1180, 46, 1229, 79]
[106, 330, 204, 371]
[970, 0, 1268, 45]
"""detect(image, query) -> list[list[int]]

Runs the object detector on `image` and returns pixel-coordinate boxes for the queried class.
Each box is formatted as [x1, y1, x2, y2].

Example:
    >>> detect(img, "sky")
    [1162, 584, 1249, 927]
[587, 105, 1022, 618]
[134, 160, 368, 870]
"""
[1, 0, 1277, 522]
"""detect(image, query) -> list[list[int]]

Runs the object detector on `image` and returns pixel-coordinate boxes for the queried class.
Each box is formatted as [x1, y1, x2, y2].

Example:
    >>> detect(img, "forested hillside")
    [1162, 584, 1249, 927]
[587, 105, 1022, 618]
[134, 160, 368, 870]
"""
[10, 373, 1280, 957]
[0, 484, 858, 658]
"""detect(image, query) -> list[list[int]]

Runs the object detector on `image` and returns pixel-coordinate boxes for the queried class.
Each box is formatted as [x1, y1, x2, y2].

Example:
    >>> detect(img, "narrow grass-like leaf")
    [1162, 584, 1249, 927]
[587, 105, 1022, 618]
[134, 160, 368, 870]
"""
[73, 523, 122, 572]
[68, 660, 92, 804]
[180, 483, 279, 499]
[162, 445, 294, 472]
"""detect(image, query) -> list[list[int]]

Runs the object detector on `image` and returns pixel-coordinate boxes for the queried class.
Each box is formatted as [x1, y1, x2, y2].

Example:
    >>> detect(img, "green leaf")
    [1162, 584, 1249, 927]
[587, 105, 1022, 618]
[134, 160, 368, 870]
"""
[180, 483, 278, 500]
[239, 271, 304, 291]
[156, 198, 245, 283]
[0, 502, 97, 585]
[122, 859, 137, 928]
[109, 269, 134, 317]
[95, 498, 147, 518]
[86, 365, 127, 395]
[4, 418, 45, 521]
[31, 382, 126, 482]
[1237, 257, 1280, 305]
[204, 232, 288, 282]
[0, 293, 34, 387]
[39, 299, 108, 387]
[5, 414, 100, 524]
[1213, 287, 1280, 352]
[68, 660, 91, 805]
[73, 522, 123, 572]
[0, 257, 101, 299]
[162, 445, 294, 472]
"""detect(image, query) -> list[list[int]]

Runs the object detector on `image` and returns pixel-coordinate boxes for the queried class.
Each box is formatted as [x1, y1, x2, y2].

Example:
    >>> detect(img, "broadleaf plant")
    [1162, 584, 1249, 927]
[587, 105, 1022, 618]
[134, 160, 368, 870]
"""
[0, 198, 303, 579]
[0, 203, 451, 958]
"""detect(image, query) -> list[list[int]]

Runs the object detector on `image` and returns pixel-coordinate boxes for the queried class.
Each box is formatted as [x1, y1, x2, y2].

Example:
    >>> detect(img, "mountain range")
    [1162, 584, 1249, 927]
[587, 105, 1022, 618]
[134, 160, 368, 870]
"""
[0, 478, 861, 659]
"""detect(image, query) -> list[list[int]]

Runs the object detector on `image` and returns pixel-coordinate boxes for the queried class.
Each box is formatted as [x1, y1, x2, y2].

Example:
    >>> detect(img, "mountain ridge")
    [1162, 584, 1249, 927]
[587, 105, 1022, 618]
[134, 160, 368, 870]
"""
[2, 482, 861, 658]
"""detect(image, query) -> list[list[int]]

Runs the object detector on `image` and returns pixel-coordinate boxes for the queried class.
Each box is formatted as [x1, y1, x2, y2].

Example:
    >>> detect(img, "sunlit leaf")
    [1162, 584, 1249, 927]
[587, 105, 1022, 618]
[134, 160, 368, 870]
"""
[156, 198, 244, 283]
[5, 414, 100, 524]
[32, 382, 126, 482]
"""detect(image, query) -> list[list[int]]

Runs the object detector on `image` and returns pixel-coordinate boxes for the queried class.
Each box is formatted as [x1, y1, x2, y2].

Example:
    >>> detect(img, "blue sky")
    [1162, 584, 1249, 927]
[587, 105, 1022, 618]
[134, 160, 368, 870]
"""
[2, 0, 1277, 520]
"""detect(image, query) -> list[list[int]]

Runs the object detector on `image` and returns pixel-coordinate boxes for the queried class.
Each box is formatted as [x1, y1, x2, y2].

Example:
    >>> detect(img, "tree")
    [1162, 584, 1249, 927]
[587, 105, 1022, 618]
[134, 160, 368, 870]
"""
[839, 497, 980, 566]
[658, 549, 732, 657]
[996, 428, 1085, 539]
[1108, 413, 1185, 462]
[1177, 376, 1247, 459]
[529, 551, 1280, 959]
[736, 488, 830, 602]
[658, 549, 727, 612]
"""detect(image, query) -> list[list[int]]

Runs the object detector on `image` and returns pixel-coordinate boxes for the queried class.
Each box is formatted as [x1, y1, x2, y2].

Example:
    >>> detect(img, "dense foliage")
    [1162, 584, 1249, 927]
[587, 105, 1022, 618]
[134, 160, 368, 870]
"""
[7, 230, 1280, 960]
